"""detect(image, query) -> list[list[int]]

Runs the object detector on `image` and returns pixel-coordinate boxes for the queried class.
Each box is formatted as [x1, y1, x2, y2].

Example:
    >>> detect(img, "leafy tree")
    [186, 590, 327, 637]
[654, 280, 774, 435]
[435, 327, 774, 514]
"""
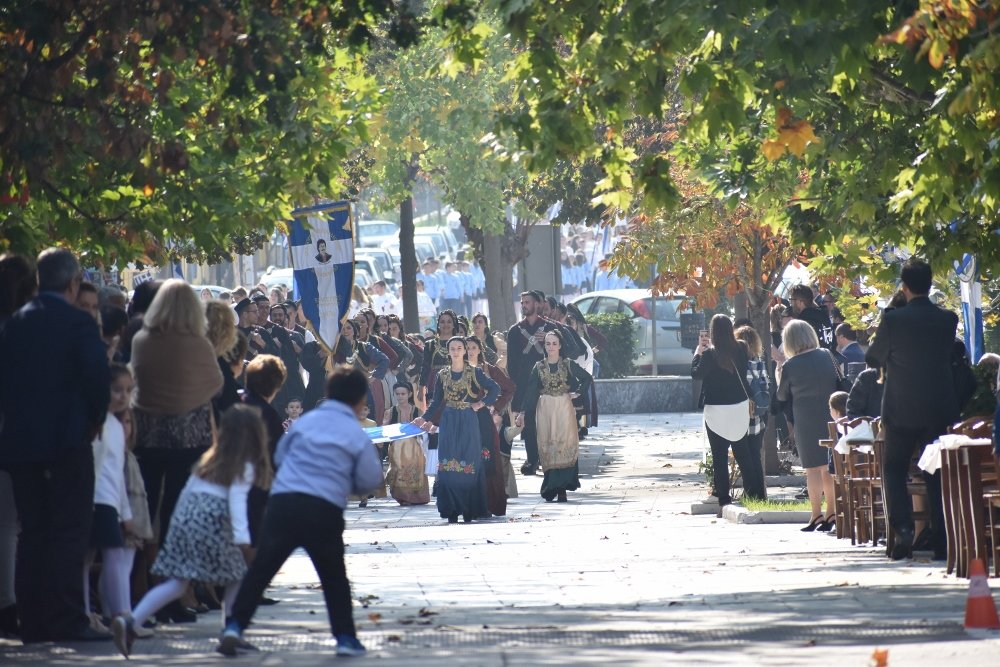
[442, 0, 1000, 274]
[0, 0, 417, 264]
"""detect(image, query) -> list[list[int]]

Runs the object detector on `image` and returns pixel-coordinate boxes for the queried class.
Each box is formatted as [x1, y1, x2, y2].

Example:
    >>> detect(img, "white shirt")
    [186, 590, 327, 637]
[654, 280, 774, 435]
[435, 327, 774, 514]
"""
[92, 417, 132, 521]
[417, 292, 437, 318]
[372, 292, 400, 315]
[182, 462, 254, 545]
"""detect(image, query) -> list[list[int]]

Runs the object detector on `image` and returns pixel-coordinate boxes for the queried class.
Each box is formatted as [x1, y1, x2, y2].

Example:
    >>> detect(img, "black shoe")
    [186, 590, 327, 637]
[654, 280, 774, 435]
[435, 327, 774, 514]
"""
[556, 490, 568, 503]
[816, 515, 835, 532]
[462, 515, 473, 523]
[258, 597, 280, 606]
[156, 600, 198, 624]
[448, 515, 458, 524]
[890, 529, 914, 561]
[520, 462, 537, 476]
[794, 488, 809, 500]
[800, 516, 824, 532]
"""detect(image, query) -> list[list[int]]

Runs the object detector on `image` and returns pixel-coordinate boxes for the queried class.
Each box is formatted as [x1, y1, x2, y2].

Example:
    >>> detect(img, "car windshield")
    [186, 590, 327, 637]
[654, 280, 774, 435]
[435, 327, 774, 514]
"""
[630, 297, 687, 321]
[361, 222, 397, 236]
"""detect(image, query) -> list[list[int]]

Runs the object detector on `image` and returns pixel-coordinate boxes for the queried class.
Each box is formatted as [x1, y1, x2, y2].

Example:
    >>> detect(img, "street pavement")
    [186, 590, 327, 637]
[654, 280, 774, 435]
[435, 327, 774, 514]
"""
[3, 412, 999, 665]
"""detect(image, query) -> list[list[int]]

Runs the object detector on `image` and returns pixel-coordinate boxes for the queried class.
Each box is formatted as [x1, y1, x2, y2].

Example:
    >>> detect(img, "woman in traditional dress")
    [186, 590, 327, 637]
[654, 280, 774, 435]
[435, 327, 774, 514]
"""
[465, 337, 516, 516]
[333, 320, 389, 422]
[419, 309, 458, 404]
[387, 315, 421, 386]
[515, 330, 593, 503]
[565, 310, 598, 437]
[414, 337, 500, 523]
[382, 382, 430, 505]
[377, 314, 413, 401]
[354, 314, 393, 423]
[471, 313, 499, 365]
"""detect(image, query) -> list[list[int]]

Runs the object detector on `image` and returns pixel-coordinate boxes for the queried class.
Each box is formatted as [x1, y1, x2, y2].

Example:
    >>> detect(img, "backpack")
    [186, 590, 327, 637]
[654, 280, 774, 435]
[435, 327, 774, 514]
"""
[748, 371, 770, 418]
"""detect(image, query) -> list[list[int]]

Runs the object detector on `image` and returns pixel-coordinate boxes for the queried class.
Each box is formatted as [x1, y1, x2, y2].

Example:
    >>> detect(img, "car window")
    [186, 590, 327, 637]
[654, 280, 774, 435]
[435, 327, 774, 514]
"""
[631, 297, 686, 321]
[416, 232, 446, 256]
[573, 297, 596, 314]
[592, 297, 624, 315]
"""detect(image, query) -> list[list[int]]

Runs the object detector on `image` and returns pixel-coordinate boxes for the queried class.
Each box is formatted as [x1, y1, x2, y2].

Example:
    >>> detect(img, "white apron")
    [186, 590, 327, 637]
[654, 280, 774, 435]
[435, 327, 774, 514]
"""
[703, 401, 750, 442]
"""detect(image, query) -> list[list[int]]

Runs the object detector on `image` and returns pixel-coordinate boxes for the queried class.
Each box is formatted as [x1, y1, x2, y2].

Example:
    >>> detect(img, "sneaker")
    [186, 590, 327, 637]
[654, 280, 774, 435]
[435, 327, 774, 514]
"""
[217, 621, 243, 657]
[335, 634, 367, 657]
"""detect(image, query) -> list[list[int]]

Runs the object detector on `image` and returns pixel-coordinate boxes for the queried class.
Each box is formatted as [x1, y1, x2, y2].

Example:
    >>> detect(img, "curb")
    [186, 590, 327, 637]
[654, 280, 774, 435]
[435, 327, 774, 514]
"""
[722, 504, 813, 525]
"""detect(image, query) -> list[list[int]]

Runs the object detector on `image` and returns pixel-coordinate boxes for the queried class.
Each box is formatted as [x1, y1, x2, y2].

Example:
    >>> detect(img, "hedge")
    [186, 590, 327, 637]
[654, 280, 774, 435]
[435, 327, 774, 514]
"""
[588, 312, 637, 378]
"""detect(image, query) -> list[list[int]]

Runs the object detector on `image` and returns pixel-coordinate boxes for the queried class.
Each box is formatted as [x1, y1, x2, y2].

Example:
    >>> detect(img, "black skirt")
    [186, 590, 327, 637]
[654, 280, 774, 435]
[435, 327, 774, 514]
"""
[91, 503, 124, 549]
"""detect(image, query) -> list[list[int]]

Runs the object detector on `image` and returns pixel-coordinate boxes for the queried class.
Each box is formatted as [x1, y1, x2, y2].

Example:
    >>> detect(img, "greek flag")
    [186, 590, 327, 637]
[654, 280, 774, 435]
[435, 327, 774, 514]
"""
[288, 201, 355, 349]
[364, 422, 426, 444]
[955, 254, 984, 363]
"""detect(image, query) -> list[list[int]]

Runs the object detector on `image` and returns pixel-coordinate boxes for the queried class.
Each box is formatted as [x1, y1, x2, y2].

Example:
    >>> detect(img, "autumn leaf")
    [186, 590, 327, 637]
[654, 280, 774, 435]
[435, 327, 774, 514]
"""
[367, 612, 383, 623]
[761, 138, 785, 161]
[870, 648, 889, 667]
[142, 184, 154, 197]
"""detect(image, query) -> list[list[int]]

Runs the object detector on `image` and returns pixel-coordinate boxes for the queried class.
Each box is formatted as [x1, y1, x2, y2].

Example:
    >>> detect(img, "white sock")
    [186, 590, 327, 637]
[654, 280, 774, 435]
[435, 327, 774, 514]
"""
[222, 581, 241, 624]
[131, 578, 188, 626]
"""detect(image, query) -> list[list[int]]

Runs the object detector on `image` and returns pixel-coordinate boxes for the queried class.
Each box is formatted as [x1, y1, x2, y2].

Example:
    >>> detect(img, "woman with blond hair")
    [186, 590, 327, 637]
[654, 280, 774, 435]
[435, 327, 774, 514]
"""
[131, 279, 223, 622]
[776, 320, 840, 531]
[205, 299, 240, 418]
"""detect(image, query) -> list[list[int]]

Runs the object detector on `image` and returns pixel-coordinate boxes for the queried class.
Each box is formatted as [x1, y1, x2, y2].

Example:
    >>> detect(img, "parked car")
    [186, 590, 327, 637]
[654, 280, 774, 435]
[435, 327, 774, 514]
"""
[355, 247, 398, 284]
[354, 256, 387, 285]
[354, 268, 374, 289]
[570, 289, 693, 375]
[381, 238, 436, 268]
[416, 225, 460, 256]
[413, 228, 450, 258]
[357, 220, 399, 248]
[259, 267, 295, 296]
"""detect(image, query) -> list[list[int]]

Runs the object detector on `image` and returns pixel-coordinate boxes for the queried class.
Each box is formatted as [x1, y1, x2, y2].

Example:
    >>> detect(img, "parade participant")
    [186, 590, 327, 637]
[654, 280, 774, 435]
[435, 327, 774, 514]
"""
[117, 406, 154, 630]
[1, 248, 111, 643]
[265, 303, 305, 415]
[515, 331, 592, 503]
[565, 310, 598, 437]
[471, 313, 499, 365]
[506, 292, 561, 475]
[413, 337, 500, 523]
[371, 280, 400, 315]
[377, 314, 414, 392]
[355, 313, 394, 423]
[383, 382, 430, 505]
[299, 342, 329, 412]
[234, 297, 270, 361]
[388, 315, 422, 386]
[333, 320, 389, 422]
[83, 364, 134, 635]
[111, 405, 273, 658]
[466, 337, 516, 515]
[217, 367, 382, 658]
[420, 309, 459, 404]
[416, 279, 437, 330]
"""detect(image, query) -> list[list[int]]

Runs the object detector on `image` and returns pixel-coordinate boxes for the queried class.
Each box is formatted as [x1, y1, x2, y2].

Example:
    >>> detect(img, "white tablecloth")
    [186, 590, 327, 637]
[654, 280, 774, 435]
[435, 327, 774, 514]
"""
[834, 421, 875, 455]
[917, 435, 992, 474]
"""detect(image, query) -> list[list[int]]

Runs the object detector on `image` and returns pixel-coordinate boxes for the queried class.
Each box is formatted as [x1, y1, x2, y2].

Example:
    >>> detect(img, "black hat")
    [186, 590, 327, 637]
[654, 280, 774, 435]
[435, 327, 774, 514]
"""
[233, 298, 253, 315]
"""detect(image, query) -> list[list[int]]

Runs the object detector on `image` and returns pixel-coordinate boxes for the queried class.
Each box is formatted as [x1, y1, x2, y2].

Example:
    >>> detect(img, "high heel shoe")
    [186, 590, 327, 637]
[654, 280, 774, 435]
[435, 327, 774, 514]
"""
[800, 515, 824, 532]
[816, 515, 836, 532]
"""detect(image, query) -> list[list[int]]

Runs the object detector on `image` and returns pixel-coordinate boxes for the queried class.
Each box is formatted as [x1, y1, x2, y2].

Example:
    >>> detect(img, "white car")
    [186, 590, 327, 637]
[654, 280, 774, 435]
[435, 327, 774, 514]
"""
[571, 289, 693, 375]
[357, 220, 399, 248]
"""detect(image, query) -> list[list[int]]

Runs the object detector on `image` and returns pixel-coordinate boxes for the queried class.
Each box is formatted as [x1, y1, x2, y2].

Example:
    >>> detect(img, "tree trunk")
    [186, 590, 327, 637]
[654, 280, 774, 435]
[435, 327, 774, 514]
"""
[399, 159, 420, 333]
[483, 230, 515, 330]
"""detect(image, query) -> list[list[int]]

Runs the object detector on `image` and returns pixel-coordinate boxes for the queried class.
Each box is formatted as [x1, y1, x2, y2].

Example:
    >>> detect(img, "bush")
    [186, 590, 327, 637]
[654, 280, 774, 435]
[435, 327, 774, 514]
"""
[588, 312, 637, 378]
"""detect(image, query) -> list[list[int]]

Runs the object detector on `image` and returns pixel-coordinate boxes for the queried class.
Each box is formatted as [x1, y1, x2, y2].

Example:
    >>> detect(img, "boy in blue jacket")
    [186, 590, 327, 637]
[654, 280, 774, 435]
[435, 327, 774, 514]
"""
[219, 366, 384, 657]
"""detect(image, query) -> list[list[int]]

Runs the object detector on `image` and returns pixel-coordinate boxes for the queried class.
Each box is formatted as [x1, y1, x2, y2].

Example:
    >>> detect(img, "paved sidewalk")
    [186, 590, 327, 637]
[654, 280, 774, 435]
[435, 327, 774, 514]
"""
[3, 413, 999, 665]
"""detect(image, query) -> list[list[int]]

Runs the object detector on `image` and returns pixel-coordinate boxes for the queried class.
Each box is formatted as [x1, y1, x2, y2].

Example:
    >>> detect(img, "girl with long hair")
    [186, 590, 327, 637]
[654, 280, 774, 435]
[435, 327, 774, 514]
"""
[413, 337, 500, 523]
[112, 405, 273, 657]
[383, 382, 430, 505]
[465, 336, 516, 516]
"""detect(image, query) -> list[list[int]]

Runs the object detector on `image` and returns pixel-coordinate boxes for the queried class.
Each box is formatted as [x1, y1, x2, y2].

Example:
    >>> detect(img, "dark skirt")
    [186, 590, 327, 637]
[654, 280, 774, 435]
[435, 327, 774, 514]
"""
[475, 408, 507, 517]
[540, 462, 581, 500]
[91, 503, 124, 549]
[435, 406, 489, 520]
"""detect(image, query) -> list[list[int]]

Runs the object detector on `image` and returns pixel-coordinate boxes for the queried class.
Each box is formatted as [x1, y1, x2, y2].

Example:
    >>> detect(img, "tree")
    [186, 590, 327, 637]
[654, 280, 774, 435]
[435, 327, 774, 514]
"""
[0, 1, 418, 264]
[442, 1, 1000, 274]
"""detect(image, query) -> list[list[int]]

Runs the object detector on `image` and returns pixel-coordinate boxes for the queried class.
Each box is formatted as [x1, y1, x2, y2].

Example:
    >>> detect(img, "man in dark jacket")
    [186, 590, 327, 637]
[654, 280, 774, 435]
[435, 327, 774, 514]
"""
[866, 257, 959, 561]
[0, 248, 111, 642]
[790, 284, 836, 351]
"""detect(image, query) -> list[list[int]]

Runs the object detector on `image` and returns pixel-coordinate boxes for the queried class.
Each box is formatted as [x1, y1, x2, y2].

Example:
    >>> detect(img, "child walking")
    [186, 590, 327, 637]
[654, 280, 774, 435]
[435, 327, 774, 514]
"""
[84, 364, 135, 633]
[111, 404, 273, 658]
[217, 366, 383, 657]
[116, 406, 154, 632]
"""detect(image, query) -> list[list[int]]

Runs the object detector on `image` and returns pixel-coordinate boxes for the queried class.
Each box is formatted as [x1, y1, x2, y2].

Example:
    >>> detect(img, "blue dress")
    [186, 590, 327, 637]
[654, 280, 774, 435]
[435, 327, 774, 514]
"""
[423, 366, 500, 521]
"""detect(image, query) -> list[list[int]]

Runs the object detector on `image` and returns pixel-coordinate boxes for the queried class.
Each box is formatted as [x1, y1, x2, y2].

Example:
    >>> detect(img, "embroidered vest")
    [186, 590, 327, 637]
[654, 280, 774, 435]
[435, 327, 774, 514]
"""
[539, 359, 571, 396]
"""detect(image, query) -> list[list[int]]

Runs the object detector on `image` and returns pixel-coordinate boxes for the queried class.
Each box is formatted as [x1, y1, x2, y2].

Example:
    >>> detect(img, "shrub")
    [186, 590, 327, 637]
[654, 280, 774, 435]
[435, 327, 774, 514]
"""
[588, 312, 637, 378]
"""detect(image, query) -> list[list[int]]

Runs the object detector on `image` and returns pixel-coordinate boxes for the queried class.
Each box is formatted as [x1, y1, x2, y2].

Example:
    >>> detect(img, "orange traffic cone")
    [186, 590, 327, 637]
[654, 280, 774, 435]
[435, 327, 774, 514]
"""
[964, 559, 1000, 630]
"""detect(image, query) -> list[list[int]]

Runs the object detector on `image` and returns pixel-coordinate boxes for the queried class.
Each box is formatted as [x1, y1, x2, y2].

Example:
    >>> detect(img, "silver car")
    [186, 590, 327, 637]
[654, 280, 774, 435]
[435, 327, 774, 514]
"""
[570, 289, 693, 375]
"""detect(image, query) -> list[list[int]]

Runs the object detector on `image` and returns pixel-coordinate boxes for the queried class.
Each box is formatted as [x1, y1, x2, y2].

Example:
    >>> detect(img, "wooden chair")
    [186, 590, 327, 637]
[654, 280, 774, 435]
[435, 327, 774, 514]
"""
[988, 451, 1000, 577]
[839, 417, 879, 546]
[947, 417, 996, 578]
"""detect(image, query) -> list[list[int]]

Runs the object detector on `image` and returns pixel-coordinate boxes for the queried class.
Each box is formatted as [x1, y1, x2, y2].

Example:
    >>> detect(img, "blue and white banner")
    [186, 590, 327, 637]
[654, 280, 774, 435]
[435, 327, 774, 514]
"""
[288, 201, 355, 350]
[955, 253, 984, 364]
[364, 422, 426, 444]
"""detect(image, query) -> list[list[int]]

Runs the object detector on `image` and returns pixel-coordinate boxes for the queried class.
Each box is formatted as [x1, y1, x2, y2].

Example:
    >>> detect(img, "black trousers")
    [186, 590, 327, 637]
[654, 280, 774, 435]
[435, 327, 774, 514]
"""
[136, 448, 204, 543]
[231, 493, 356, 637]
[6, 446, 94, 642]
[521, 408, 538, 466]
[882, 424, 946, 550]
[706, 425, 762, 505]
[744, 430, 768, 500]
